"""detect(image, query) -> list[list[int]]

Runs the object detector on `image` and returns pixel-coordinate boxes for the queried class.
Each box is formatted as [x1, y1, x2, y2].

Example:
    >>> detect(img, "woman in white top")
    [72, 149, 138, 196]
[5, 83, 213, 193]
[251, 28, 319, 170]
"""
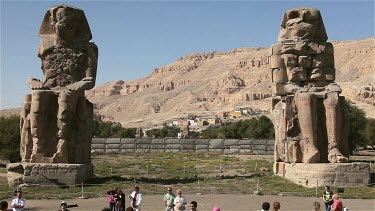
[173, 189, 187, 211]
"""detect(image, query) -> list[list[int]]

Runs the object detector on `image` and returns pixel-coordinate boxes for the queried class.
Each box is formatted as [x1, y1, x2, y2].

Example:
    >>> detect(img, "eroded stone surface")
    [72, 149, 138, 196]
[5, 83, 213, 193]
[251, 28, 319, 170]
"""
[20, 5, 98, 165]
[274, 162, 370, 187]
[10, 4, 97, 187]
[271, 8, 349, 163]
[7, 163, 93, 187]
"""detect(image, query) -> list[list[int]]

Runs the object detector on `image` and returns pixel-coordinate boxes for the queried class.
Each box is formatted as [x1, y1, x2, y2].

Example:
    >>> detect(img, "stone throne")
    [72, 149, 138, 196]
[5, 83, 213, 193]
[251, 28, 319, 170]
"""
[7, 5, 97, 187]
[271, 8, 370, 187]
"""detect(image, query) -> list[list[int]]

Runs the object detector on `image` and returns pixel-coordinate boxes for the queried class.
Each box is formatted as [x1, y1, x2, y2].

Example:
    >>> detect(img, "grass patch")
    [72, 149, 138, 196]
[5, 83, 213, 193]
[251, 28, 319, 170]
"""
[0, 153, 374, 199]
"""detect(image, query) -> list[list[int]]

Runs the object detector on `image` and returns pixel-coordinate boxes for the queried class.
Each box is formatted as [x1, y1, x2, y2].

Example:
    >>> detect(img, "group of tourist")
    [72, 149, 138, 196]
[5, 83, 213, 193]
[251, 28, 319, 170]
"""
[0, 185, 346, 211]
[106, 186, 142, 211]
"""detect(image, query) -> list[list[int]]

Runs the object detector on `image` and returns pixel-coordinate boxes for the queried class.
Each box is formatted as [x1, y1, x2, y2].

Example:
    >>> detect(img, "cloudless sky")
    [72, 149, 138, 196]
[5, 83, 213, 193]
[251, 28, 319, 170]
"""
[1, 0, 374, 109]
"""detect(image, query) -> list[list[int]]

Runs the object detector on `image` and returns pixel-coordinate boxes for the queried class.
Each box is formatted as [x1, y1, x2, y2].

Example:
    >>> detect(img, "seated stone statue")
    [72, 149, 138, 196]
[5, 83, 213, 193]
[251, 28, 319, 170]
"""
[20, 5, 98, 164]
[270, 8, 349, 163]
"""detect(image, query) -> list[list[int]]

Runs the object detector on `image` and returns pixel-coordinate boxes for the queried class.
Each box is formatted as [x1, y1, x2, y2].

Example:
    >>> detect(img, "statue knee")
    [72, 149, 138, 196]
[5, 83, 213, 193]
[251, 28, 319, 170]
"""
[324, 92, 339, 106]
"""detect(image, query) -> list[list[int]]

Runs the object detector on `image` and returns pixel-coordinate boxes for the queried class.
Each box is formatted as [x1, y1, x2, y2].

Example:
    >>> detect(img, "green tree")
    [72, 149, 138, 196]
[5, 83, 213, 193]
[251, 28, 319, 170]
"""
[116, 128, 137, 138]
[364, 118, 375, 149]
[0, 116, 21, 162]
[345, 100, 367, 152]
[146, 129, 161, 138]
[200, 115, 274, 139]
[92, 120, 136, 138]
[160, 124, 180, 138]
[189, 131, 200, 138]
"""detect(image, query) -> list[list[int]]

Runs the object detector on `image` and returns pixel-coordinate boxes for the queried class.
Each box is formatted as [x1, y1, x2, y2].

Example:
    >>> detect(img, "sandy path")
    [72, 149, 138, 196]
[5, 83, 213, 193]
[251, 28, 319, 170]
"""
[11, 194, 375, 211]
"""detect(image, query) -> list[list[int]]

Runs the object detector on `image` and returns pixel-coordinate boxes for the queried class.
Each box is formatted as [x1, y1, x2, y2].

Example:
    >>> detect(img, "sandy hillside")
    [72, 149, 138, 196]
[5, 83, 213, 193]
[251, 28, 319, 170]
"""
[85, 38, 374, 127]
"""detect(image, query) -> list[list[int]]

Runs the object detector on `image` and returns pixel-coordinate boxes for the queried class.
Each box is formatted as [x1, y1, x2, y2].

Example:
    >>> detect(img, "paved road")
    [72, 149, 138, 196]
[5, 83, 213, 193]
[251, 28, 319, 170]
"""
[13, 194, 375, 211]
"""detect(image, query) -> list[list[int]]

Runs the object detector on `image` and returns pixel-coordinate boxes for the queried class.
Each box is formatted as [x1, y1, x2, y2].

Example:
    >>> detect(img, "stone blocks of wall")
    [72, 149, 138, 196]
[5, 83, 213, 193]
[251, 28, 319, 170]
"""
[274, 162, 370, 187]
[7, 163, 93, 187]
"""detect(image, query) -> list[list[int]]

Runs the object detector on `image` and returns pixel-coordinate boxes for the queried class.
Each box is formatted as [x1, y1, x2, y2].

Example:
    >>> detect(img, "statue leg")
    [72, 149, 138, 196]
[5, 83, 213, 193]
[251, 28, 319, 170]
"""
[295, 92, 320, 163]
[52, 91, 75, 163]
[20, 95, 32, 162]
[29, 90, 54, 162]
[324, 92, 349, 163]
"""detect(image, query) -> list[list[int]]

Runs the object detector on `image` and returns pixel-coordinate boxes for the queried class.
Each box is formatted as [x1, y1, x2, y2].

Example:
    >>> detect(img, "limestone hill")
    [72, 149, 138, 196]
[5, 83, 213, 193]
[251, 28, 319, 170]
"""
[85, 38, 374, 128]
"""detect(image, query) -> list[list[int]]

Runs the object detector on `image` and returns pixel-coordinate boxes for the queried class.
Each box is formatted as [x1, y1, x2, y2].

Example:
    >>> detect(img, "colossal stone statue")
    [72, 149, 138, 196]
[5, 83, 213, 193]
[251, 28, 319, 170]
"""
[20, 5, 98, 164]
[270, 8, 349, 164]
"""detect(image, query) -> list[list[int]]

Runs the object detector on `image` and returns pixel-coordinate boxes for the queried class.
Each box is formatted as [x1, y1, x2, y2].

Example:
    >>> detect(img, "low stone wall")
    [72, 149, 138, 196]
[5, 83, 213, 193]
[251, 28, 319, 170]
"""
[91, 138, 275, 155]
[274, 162, 370, 188]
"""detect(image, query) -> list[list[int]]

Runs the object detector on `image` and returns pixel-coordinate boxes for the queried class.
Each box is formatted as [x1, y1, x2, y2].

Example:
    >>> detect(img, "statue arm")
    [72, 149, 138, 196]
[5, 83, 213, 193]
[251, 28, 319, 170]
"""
[27, 77, 47, 90]
[65, 44, 98, 92]
[325, 83, 341, 94]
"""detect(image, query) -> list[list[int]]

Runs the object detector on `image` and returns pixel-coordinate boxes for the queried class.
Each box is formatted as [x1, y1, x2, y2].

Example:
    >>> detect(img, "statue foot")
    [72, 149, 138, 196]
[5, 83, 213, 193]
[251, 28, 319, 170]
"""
[303, 148, 320, 163]
[30, 153, 44, 163]
[52, 153, 68, 163]
[328, 148, 349, 163]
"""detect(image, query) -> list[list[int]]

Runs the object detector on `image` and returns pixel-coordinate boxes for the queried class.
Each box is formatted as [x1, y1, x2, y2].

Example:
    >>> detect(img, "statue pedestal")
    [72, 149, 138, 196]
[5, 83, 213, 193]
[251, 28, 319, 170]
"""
[6, 163, 93, 187]
[274, 162, 370, 188]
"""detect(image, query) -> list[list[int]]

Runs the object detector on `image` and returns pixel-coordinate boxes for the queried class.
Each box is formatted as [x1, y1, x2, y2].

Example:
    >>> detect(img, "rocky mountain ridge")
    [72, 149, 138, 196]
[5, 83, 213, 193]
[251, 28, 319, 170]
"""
[85, 38, 374, 127]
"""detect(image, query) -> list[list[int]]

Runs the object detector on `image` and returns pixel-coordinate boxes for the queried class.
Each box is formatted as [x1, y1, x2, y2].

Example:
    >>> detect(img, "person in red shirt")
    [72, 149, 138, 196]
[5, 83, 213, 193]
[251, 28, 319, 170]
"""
[331, 194, 343, 211]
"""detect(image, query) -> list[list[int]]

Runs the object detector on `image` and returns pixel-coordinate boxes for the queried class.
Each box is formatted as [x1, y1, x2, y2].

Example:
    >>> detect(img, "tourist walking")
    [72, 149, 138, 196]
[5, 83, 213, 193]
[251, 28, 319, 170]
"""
[331, 194, 343, 211]
[129, 186, 142, 211]
[173, 189, 187, 211]
[164, 187, 175, 211]
[11, 190, 25, 211]
[323, 186, 334, 211]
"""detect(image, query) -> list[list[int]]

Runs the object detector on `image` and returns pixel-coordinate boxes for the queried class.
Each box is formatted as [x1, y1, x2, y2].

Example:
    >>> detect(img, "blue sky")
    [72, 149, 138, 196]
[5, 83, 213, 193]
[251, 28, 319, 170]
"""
[1, 0, 374, 109]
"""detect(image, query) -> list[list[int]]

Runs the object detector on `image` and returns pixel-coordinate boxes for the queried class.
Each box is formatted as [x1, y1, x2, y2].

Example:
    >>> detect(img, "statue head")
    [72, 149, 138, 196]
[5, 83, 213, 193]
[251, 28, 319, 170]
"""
[278, 8, 328, 42]
[39, 5, 92, 43]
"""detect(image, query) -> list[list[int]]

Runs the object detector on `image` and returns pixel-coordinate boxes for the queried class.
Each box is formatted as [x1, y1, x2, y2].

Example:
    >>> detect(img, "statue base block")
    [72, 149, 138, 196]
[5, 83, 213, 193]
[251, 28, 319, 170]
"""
[274, 162, 370, 188]
[6, 163, 93, 187]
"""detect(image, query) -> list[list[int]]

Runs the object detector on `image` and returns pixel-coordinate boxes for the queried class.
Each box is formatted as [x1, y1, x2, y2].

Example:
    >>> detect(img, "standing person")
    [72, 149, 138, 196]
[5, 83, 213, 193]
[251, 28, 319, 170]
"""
[331, 194, 343, 211]
[164, 187, 175, 211]
[260, 202, 270, 211]
[107, 188, 118, 211]
[323, 186, 334, 211]
[129, 186, 142, 211]
[189, 201, 198, 211]
[0, 201, 8, 211]
[173, 189, 187, 211]
[115, 190, 126, 211]
[272, 202, 281, 211]
[11, 190, 25, 211]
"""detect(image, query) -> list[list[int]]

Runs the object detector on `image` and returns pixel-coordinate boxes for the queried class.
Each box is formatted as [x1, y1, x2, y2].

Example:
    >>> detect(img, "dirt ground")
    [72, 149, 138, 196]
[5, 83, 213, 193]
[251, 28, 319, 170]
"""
[12, 194, 375, 211]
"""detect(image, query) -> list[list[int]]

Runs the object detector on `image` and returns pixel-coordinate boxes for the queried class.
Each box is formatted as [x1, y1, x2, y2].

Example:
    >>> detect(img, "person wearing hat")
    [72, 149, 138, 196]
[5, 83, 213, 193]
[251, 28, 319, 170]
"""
[11, 190, 25, 211]
[58, 201, 70, 211]
[164, 187, 175, 211]
[212, 207, 220, 211]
